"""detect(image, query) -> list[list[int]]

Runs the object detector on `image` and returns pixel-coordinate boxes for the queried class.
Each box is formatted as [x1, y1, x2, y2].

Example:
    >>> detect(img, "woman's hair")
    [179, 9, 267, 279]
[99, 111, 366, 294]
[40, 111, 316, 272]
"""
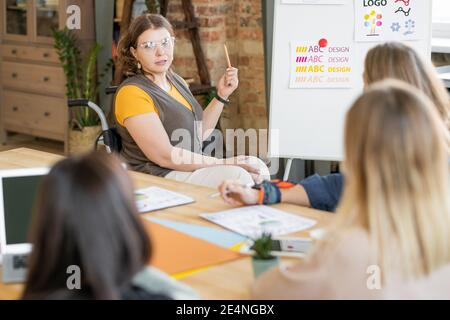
[117, 14, 175, 77]
[22, 151, 151, 300]
[336, 79, 450, 281]
[365, 42, 450, 127]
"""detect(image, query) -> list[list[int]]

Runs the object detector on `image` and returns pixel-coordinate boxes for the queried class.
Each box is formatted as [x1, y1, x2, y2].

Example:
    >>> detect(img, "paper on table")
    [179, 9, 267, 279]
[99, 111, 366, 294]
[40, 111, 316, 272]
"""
[201, 205, 317, 239]
[135, 186, 194, 213]
[439, 73, 450, 81]
[143, 220, 243, 275]
[145, 216, 247, 248]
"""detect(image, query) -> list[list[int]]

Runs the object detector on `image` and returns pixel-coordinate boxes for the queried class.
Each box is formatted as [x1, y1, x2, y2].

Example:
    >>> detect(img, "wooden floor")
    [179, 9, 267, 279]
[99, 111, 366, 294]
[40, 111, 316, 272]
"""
[0, 133, 64, 155]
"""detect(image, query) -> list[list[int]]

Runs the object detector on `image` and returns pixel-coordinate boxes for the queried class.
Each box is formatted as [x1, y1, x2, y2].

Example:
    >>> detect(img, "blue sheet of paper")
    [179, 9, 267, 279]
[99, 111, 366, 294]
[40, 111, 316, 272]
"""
[144, 216, 247, 248]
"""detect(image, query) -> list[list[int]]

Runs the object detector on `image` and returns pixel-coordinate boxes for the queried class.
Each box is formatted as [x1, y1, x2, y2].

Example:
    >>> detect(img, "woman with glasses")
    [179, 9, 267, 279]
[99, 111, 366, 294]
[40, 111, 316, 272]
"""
[114, 14, 270, 188]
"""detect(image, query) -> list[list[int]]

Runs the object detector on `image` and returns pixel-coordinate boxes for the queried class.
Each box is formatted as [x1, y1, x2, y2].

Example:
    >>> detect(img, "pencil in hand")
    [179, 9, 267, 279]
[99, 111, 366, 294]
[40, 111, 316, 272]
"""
[224, 44, 233, 87]
[224, 43, 232, 68]
[209, 182, 254, 199]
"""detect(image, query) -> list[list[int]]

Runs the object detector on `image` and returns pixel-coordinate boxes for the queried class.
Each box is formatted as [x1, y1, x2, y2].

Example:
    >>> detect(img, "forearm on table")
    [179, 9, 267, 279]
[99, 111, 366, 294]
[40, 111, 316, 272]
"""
[280, 184, 311, 207]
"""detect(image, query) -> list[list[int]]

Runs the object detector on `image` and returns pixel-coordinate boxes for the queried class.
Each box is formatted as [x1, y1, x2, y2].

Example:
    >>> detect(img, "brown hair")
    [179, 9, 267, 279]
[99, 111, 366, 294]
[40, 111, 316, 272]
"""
[365, 42, 450, 127]
[336, 79, 450, 281]
[117, 14, 175, 77]
[23, 151, 151, 300]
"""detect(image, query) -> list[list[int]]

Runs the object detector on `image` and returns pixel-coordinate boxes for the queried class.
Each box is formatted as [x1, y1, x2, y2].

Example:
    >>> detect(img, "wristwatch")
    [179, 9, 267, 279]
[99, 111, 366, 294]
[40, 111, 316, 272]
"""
[215, 93, 230, 105]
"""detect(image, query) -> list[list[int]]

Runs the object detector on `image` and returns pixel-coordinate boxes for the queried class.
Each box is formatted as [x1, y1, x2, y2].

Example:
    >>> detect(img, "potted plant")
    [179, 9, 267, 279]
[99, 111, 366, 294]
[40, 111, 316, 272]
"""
[251, 233, 279, 278]
[145, 0, 161, 14]
[53, 28, 112, 155]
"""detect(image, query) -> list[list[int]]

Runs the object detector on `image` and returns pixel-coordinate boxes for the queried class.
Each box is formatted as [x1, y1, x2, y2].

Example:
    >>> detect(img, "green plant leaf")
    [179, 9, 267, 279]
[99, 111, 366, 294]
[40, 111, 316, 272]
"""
[53, 28, 112, 129]
[145, 0, 160, 13]
[251, 232, 274, 260]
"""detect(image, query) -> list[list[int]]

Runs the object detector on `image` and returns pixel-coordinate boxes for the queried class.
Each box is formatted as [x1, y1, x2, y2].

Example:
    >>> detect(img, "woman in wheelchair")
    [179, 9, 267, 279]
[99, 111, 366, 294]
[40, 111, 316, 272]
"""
[113, 14, 269, 188]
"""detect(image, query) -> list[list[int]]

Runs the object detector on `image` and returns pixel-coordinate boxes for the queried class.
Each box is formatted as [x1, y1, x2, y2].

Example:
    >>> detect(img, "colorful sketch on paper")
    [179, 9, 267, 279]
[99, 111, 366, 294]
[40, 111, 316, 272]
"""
[355, 0, 428, 42]
[364, 10, 383, 37]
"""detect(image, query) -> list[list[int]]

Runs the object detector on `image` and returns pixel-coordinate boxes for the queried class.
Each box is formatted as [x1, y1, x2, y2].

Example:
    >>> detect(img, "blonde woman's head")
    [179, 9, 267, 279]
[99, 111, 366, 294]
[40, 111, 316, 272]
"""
[363, 42, 450, 127]
[338, 79, 450, 281]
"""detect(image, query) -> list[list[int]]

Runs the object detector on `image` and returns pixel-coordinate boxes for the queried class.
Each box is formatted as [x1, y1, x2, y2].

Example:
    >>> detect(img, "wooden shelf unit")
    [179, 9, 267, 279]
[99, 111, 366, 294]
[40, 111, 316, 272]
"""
[0, 0, 96, 154]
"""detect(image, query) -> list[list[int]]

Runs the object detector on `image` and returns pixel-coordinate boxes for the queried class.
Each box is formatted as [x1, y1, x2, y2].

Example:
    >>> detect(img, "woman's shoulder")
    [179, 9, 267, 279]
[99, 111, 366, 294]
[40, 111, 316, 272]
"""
[132, 266, 200, 300]
[115, 85, 154, 112]
[311, 227, 371, 263]
[116, 84, 149, 98]
[116, 75, 154, 96]
[121, 285, 172, 300]
[252, 227, 372, 300]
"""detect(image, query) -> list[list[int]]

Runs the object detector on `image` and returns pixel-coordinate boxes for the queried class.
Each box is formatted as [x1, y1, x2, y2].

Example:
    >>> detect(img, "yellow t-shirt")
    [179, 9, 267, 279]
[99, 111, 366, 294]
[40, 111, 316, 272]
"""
[115, 83, 193, 126]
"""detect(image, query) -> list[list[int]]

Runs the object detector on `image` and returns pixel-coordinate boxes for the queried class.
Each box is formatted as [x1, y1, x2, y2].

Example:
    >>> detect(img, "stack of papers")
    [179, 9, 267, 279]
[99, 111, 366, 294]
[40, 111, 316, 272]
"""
[135, 186, 194, 213]
[201, 205, 317, 238]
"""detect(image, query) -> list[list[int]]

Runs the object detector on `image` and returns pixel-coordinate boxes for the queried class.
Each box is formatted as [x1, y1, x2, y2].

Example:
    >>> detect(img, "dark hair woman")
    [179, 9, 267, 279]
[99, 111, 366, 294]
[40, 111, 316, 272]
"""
[113, 14, 270, 189]
[22, 151, 197, 300]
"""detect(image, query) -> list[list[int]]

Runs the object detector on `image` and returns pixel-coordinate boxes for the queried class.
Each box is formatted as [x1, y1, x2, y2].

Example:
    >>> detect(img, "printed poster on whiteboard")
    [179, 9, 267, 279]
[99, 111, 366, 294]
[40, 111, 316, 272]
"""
[289, 38, 355, 89]
[355, 0, 429, 42]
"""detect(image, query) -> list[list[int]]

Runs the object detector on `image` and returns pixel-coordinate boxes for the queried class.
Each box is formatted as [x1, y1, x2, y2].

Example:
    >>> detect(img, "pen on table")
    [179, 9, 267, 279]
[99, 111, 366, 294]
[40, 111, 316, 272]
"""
[209, 182, 254, 199]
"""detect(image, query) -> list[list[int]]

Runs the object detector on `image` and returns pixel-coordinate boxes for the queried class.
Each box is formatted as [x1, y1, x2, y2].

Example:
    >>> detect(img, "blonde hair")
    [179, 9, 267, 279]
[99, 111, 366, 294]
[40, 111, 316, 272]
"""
[364, 42, 450, 128]
[336, 79, 450, 281]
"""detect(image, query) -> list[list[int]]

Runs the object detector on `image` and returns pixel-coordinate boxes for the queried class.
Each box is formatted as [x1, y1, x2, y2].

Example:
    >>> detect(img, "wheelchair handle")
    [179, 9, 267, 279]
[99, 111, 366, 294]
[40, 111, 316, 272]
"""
[67, 99, 109, 133]
[105, 86, 118, 95]
[67, 99, 90, 108]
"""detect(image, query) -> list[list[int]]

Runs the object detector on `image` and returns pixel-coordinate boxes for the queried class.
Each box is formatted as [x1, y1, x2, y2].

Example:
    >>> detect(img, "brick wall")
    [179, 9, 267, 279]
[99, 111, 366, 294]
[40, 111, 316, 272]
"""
[167, 0, 268, 133]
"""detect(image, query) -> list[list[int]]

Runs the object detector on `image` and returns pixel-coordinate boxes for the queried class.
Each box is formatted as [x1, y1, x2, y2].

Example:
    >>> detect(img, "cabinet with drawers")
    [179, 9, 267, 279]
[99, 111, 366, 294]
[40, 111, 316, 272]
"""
[0, 0, 95, 154]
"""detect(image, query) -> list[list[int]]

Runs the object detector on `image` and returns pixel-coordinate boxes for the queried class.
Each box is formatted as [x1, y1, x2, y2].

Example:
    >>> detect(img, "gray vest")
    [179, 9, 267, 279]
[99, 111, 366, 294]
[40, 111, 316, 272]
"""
[112, 72, 204, 177]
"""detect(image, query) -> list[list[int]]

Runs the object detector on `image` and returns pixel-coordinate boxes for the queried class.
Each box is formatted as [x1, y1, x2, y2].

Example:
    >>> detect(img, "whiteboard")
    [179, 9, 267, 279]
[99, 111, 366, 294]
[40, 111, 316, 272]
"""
[268, 0, 432, 161]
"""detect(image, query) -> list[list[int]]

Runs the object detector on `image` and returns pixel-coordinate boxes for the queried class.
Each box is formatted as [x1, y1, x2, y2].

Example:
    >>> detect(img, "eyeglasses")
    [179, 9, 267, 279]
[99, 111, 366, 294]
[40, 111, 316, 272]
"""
[137, 37, 175, 53]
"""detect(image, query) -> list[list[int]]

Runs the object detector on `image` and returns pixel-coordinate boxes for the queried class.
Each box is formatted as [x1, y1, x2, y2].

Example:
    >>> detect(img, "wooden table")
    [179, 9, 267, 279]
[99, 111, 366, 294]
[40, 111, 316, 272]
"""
[0, 148, 334, 300]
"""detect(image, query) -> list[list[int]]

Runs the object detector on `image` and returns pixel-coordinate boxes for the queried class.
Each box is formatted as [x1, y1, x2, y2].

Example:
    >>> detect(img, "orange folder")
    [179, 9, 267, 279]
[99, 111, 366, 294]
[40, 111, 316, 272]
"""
[143, 220, 244, 275]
